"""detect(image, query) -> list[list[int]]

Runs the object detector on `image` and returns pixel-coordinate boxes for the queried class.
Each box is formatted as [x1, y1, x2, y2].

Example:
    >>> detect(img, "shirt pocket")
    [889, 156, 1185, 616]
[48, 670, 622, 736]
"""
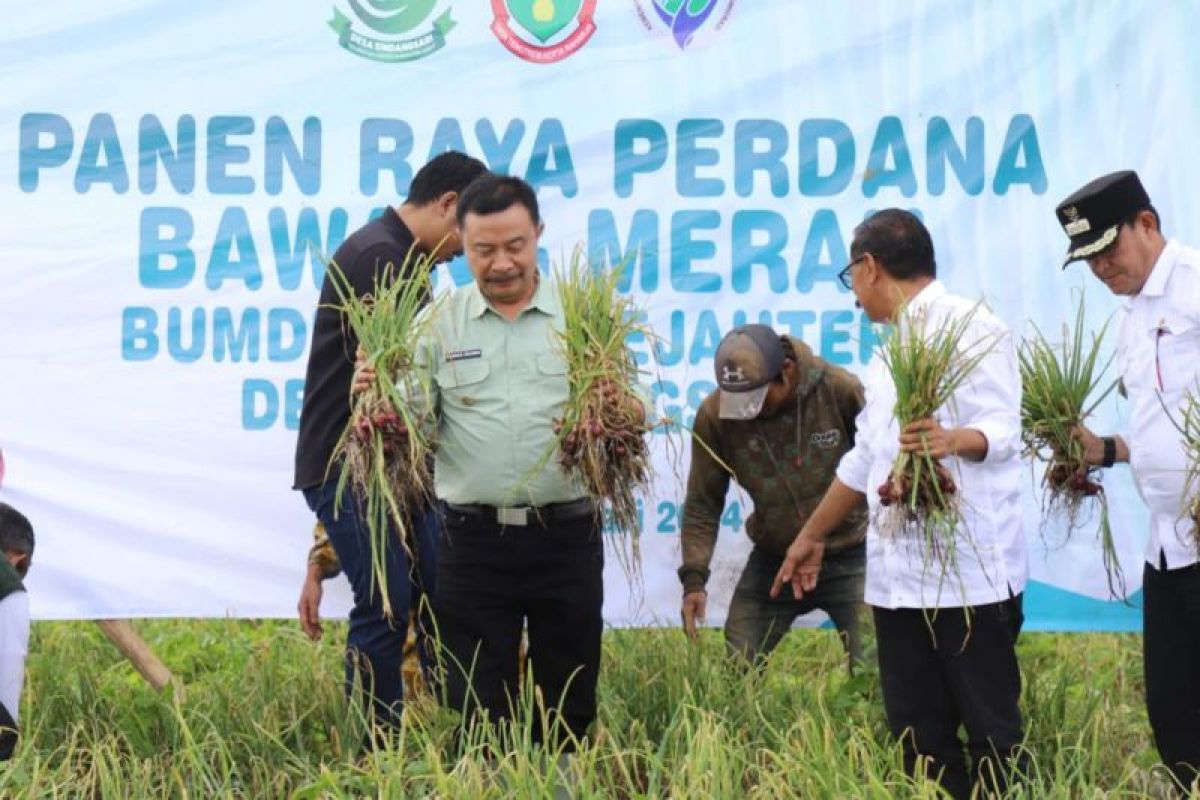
[535, 352, 570, 384]
[531, 353, 571, 414]
[436, 359, 490, 409]
[1153, 316, 1200, 396]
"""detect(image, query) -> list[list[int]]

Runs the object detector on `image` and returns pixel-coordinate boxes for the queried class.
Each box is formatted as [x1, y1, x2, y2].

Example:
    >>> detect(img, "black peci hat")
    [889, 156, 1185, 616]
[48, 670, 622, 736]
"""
[1055, 170, 1152, 266]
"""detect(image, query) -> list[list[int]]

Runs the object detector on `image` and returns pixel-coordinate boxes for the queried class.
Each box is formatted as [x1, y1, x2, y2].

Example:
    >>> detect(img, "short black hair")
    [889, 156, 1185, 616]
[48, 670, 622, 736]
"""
[406, 151, 488, 206]
[0, 503, 34, 556]
[455, 174, 541, 228]
[1122, 205, 1161, 233]
[774, 335, 797, 384]
[850, 209, 937, 280]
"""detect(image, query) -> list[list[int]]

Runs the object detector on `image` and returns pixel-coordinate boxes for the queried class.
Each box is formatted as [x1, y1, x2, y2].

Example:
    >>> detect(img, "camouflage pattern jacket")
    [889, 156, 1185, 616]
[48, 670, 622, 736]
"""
[678, 338, 868, 593]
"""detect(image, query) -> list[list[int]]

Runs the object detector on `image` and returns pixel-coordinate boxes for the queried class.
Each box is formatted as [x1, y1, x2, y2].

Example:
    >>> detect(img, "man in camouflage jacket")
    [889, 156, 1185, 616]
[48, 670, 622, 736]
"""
[679, 325, 868, 667]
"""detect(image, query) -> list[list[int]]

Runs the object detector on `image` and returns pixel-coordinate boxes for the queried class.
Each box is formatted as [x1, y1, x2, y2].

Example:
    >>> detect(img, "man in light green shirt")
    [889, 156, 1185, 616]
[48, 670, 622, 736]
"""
[418, 274, 584, 508]
[403, 174, 639, 750]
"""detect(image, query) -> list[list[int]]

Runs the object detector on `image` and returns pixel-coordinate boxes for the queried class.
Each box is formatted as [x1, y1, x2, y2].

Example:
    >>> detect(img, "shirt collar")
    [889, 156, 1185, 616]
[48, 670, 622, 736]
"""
[465, 271, 559, 319]
[903, 278, 946, 313]
[382, 206, 414, 243]
[1139, 239, 1181, 298]
[529, 274, 561, 315]
[465, 282, 490, 319]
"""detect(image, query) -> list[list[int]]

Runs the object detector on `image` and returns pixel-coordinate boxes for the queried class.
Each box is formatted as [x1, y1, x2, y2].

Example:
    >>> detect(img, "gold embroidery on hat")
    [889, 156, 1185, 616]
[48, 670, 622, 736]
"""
[1071, 226, 1119, 258]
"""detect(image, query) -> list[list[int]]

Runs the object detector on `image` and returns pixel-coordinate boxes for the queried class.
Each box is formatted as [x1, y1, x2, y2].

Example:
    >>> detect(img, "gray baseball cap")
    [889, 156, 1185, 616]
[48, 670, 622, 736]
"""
[714, 325, 785, 420]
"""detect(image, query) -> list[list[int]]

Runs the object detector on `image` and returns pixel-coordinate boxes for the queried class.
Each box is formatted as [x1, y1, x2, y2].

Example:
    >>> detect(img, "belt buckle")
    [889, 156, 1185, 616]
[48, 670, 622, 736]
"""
[496, 506, 530, 526]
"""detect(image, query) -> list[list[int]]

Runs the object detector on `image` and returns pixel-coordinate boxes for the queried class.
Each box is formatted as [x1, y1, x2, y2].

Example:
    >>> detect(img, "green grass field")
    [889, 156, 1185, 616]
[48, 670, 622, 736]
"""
[0, 620, 1172, 798]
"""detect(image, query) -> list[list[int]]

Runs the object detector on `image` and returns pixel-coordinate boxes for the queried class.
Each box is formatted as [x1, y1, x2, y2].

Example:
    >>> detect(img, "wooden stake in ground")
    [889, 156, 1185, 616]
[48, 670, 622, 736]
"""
[95, 619, 184, 702]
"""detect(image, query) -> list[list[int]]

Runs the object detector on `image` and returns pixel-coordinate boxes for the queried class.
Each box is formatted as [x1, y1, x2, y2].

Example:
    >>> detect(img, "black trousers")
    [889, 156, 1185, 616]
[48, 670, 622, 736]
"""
[0, 699, 16, 761]
[1144, 558, 1200, 791]
[434, 504, 604, 749]
[873, 596, 1026, 800]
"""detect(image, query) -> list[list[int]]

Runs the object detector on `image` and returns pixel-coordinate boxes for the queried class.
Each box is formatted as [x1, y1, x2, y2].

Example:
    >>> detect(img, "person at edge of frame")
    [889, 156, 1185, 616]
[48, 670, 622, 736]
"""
[1062, 170, 1200, 794]
[0, 502, 34, 762]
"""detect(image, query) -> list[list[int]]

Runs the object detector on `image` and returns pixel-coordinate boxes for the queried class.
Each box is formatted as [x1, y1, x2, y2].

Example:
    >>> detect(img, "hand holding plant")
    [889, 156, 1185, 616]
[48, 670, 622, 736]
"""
[1019, 296, 1122, 596]
[551, 248, 654, 580]
[876, 301, 997, 556]
[326, 248, 440, 619]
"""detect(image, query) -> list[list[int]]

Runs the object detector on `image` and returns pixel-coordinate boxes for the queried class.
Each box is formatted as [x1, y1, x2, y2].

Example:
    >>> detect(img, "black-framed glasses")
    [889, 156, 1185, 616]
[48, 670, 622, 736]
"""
[838, 255, 866, 290]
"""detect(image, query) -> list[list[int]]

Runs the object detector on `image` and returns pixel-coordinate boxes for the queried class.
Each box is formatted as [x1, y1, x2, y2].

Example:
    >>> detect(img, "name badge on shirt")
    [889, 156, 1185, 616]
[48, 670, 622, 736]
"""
[445, 349, 482, 362]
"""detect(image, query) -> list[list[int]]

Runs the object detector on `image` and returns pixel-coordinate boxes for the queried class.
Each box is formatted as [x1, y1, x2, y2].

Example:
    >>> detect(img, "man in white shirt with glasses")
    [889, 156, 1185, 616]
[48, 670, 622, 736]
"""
[773, 208, 1028, 800]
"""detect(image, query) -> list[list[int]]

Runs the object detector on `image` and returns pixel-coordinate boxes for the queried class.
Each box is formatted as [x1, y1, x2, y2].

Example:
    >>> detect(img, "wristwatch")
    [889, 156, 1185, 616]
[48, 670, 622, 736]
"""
[1101, 436, 1116, 468]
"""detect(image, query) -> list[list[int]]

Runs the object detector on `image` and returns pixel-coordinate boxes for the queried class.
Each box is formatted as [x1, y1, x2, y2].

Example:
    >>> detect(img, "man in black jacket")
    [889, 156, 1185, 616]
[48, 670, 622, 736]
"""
[293, 151, 487, 738]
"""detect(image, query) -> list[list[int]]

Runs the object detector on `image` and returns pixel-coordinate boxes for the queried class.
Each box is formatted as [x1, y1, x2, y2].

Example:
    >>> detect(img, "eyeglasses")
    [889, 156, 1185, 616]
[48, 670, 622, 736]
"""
[838, 255, 866, 290]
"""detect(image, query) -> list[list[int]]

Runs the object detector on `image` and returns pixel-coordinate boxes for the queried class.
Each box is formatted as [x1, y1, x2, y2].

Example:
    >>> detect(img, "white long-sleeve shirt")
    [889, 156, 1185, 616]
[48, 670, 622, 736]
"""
[1116, 239, 1200, 570]
[0, 590, 29, 724]
[835, 280, 1028, 609]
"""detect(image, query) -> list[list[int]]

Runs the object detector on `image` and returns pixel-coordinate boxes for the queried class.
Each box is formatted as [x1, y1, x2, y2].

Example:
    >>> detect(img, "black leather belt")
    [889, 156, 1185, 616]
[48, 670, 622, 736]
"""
[444, 498, 594, 527]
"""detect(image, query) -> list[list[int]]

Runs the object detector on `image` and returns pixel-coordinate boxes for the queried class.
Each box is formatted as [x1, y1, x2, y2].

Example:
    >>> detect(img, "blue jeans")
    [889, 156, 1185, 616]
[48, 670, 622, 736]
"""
[304, 481, 439, 730]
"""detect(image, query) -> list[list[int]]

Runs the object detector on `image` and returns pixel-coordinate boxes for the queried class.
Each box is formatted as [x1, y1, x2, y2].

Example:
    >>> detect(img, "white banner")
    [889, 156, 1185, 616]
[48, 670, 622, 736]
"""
[2, 1, 1196, 628]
